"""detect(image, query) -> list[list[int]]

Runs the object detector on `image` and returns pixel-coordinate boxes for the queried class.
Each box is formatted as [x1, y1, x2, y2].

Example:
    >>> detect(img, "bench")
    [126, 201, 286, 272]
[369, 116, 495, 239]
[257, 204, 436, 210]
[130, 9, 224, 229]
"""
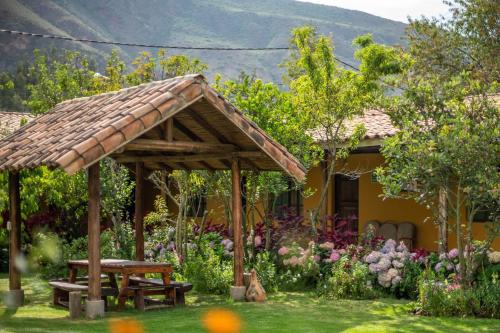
[49, 280, 118, 316]
[129, 276, 193, 305]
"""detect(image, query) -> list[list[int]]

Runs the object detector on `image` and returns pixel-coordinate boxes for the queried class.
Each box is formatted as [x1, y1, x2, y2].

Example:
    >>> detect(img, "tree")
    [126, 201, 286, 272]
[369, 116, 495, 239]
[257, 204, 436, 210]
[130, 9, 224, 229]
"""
[376, 0, 499, 286]
[214, 72, 319, 255]
[285, 26, 401, 231]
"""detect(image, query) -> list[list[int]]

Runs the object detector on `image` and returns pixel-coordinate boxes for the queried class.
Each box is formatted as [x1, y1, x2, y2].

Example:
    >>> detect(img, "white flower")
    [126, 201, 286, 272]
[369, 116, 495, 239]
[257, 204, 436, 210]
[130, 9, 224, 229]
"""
[488, 251, 500, 264]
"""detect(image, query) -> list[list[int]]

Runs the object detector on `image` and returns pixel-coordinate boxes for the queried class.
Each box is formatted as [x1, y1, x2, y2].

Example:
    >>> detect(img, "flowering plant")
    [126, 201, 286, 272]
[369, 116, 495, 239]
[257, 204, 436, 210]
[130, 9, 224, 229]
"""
[277, 241, 320, 290]
[364, 239, 410, 288]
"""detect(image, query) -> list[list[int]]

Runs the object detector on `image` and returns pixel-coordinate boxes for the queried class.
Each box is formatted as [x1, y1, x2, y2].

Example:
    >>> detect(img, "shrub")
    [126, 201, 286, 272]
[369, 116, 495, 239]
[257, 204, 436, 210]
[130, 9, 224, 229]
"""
[183, 245, 233, 294]
[247, 251, 279, 293]
[417, 269, 500, 318]
[321, 255, 377, 299]
[34, 226, 134, 279]
[393, 259, 423, 300]
[364, 239, 410, 288]
[277, 241, 319, 291]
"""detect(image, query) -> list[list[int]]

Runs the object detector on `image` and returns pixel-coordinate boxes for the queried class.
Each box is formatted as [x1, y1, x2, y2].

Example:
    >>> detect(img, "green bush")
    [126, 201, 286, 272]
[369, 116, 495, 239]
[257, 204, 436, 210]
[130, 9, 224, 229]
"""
[34, 226, 134, 279]
[417, 270, 500, 318]
[320, 256, 377, 299]
[393, 259, 423, 300]
[248, 251, 279, 293]
[183, 246, 233, 294]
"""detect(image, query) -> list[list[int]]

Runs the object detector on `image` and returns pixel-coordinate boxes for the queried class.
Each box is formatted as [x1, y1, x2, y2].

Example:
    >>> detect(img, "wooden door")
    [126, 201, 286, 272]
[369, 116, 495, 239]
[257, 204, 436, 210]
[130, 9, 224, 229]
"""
[334, 174, 359, 219]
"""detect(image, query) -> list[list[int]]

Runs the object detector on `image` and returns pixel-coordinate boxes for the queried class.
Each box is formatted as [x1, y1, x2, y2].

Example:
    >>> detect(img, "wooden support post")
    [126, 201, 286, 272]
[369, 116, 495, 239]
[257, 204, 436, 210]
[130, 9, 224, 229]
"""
[165, 118, 174, 142]
[231, 158, 244, 287]
[87, 163, 101, 301]
[135, 162, 145, 261]
[69, 291, 82, 319]
[8, 171, 21, 291]
[438, 186, 448, 254]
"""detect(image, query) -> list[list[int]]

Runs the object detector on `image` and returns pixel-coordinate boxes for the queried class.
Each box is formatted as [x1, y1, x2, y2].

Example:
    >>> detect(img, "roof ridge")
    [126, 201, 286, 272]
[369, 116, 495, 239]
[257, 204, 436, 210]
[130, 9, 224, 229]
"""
[57, 74, 206, 106]
[0, 111, 35, 117]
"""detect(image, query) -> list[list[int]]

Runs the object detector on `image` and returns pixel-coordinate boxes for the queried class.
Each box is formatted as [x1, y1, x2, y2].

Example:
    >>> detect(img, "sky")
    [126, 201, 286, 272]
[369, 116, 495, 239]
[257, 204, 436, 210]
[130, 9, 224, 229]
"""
[297, 0, 451, 23]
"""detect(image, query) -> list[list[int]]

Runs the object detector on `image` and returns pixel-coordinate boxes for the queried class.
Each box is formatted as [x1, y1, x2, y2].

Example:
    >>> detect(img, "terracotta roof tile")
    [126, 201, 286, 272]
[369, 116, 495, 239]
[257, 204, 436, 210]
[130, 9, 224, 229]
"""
[0, 74, 306, 181]
[0, 111, 35, 137]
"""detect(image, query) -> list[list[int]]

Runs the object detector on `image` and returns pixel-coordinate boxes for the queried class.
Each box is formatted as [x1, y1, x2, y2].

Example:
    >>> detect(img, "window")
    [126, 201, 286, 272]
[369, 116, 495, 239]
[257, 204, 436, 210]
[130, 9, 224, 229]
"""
[471, 206, 496, 223]
[187, 194, 207, 218]
[270, 181, 303, 218]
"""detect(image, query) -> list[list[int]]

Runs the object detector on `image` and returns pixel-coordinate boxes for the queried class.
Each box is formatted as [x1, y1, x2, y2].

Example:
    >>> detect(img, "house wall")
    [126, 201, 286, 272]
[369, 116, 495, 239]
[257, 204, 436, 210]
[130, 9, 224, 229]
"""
[164, 152, 498, 251]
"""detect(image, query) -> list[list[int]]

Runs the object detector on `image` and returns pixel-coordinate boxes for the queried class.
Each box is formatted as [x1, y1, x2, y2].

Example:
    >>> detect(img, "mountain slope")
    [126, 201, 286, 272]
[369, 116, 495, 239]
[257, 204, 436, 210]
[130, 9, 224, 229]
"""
[0, 0, 406, 81]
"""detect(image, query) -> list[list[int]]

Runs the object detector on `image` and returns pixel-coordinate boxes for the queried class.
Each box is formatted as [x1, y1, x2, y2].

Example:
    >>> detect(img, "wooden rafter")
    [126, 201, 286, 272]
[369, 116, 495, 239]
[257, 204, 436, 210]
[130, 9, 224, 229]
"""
[125, 139, 237, 153]
[113, 151, 264, 164]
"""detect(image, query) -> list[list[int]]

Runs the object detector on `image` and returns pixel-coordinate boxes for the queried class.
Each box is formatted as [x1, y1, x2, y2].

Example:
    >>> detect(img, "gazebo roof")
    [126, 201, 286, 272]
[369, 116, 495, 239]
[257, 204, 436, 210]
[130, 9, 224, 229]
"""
[0, 74, 306, 180]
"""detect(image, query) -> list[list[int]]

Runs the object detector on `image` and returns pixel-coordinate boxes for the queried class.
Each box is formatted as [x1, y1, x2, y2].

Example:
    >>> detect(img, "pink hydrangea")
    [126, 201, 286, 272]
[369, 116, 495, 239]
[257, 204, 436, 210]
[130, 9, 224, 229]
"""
[330, 251, 340, 262]
[313, 255, 321, 262]
[278, 246, 289, 256]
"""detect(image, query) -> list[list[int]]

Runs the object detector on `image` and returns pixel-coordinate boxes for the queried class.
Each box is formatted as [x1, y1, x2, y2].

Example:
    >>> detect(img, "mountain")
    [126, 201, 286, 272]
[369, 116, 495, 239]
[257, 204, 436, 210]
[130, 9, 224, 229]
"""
[0, 0, 406, 82]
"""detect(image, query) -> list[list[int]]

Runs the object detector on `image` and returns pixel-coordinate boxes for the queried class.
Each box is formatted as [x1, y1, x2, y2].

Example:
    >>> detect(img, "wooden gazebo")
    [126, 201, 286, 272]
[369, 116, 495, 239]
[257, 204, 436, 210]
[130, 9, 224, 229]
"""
[0, 74, 305, 316]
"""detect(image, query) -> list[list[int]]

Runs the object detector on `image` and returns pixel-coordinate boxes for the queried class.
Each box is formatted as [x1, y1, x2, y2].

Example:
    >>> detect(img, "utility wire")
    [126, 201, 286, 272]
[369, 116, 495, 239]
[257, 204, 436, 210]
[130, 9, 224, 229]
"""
[0, 29, 290, 51]
[0, 28, 404, 91]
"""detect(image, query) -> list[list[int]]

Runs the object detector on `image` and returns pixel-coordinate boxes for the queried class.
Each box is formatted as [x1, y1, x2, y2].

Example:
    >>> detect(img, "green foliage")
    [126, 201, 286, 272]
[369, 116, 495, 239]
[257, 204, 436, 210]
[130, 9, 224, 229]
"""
[32, 223, 135, 278]
[126, 49, 208, 85]
[286, 25, 401, 225]
[394, 259, 423, 300]
[247, 251, 279, 293]
[144, 195, 173, 229]
[320, 256, 377, 299]
[406, 0, 499, 85]
[417, 270, 500, 318]
[183, 234, 233, 294]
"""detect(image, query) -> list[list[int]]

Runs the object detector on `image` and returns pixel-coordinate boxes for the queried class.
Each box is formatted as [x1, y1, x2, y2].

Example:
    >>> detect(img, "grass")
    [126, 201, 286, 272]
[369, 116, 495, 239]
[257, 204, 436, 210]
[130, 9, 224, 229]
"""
[1, 274, 499, 333]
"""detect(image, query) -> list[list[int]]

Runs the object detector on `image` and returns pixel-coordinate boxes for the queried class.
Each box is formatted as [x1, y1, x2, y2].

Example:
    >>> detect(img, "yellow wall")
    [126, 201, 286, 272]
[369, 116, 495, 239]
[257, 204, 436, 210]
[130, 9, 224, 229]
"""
[201, 152, 499, 251]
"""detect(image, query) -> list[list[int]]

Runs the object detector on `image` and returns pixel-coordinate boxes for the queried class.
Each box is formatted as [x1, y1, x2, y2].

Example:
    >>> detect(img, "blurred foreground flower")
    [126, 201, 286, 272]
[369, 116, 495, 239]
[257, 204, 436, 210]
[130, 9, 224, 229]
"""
[202, 309, 242, 333]
[109, 318, 144, 333]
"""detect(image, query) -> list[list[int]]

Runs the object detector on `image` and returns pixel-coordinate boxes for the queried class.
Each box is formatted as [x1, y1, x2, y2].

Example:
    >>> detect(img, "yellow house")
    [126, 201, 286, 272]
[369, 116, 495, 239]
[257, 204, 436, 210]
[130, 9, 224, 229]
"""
[199, 109, 499, 251]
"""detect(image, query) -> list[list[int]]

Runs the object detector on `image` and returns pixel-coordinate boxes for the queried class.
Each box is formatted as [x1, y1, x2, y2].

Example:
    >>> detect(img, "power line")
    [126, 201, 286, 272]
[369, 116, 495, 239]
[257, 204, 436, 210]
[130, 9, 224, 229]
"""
[0, 29, 290, 51]
[0, 28, 404, 91]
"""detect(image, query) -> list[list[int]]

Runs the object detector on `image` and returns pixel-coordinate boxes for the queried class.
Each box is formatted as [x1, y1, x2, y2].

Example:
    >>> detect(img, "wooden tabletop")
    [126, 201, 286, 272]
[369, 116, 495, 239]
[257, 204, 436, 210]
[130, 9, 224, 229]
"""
[68, 259, 172, 269]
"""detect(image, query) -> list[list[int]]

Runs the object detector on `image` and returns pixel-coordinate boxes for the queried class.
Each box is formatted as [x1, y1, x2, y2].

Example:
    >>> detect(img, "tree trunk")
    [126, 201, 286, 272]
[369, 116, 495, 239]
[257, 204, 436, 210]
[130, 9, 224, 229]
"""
[438, 186, 448, 254]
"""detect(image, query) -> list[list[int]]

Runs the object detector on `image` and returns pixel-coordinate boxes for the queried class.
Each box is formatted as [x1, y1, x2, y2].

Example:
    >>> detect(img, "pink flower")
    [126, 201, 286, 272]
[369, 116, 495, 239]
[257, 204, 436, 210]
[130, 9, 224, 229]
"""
[288, 256, 299, 266]
[330, 251, 341, 262]
[313, 255, 321, 262]
[278, 246, 289, 256]
[319, 242, 334, 250]
[254, 235, 262, 247]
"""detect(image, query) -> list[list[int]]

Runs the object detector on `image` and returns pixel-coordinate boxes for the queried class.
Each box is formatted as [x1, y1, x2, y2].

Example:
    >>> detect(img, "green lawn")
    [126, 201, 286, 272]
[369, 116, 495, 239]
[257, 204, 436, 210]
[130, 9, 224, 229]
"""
[1, 274, 499, 333]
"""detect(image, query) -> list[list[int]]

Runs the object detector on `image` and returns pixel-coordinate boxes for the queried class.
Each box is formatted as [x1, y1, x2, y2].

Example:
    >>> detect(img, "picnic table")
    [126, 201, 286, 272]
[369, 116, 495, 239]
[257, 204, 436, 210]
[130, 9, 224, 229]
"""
[67, 259, 174, 310]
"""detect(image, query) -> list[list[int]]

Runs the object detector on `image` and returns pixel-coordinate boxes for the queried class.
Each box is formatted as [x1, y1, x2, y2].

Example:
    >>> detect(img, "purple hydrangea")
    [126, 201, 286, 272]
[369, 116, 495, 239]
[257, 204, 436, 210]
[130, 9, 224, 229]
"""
[435, 262, 442, 272]
[448, 248, 459, 259]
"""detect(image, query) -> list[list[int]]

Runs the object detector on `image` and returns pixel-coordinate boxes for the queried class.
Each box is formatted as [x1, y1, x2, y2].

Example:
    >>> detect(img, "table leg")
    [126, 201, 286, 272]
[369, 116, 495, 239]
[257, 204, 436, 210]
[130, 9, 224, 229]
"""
[68, 268, 77, 283]
[117, 274, 130, 310]
[108, 273, 118, 289]
[161, 272, 176, 306]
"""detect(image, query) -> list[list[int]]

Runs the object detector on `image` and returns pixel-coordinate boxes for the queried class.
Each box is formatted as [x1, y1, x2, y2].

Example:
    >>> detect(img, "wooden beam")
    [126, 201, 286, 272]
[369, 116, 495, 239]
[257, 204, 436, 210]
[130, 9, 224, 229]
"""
[9, 171, 21, 291]
[164, 118, 174, 142]
[173, 119, 202, 142]
[114, 151, 263, 164]
[87, 163, 101, 301]
[125, 139, 237, 153]
[231, 158, 244, 287]
[135, 162, 145, 261]
[186, 109, 231, 143]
